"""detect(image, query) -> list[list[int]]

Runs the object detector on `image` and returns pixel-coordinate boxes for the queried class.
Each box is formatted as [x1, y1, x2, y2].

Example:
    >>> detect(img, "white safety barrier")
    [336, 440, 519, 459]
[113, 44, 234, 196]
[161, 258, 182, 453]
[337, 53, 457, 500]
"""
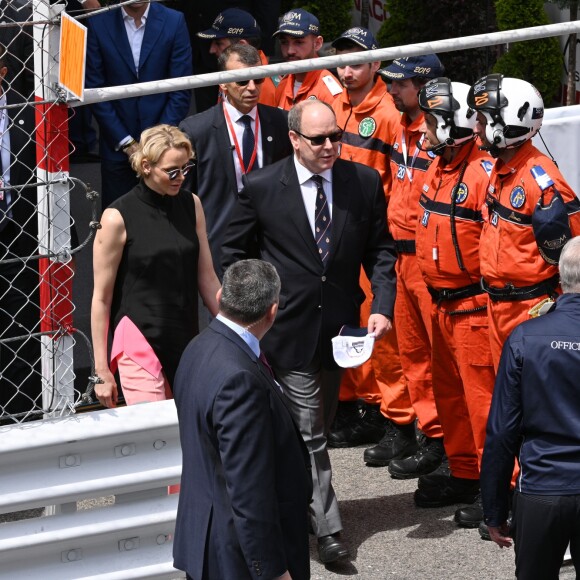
[0, 400, 184, 579]
[535, 104, 580, 195]
[78, 20, 580, 106]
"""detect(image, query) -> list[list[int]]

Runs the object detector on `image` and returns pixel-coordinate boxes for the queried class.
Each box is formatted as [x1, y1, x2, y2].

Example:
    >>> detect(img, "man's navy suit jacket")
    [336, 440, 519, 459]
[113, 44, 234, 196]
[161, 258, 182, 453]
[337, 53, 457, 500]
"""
[85, 3, 192, 162]
[221, 156, 397, 371]
[179, 104, 291, 275]
[173, 319, 312, 580]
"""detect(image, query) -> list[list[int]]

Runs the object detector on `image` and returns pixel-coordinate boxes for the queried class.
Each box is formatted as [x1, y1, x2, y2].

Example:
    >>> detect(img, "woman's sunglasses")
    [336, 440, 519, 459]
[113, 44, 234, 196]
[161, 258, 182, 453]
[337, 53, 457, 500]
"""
[159, 162, 195, 180]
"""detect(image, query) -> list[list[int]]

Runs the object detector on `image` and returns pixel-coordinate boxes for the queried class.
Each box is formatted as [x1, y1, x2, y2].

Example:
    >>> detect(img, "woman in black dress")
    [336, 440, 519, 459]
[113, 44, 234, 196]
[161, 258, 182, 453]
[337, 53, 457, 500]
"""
[91, 124, 220, 408]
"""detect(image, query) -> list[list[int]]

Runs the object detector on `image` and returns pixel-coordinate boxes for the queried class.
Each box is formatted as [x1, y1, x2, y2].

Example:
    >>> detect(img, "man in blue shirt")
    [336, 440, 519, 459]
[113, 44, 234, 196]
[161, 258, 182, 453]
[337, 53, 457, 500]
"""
[481, 236, 580, 579]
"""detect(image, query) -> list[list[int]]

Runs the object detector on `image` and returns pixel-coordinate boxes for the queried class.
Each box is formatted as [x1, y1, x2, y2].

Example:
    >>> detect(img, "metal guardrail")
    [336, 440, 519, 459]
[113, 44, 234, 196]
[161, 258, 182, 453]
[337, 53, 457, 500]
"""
[0, 400, 184, 579]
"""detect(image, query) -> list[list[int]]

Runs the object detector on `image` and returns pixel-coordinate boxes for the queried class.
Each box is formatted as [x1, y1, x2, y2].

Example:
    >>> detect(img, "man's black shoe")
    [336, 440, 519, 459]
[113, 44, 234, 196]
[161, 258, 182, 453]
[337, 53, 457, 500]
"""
[455, 495, 483, 528]
[388, 436, 445, 479]
[328, 402, 386, 448]
[478, 520, 492, 541]
[364, 421, 418, 466]
[414, 475, 480, 507]
[317, 533, 349, 564]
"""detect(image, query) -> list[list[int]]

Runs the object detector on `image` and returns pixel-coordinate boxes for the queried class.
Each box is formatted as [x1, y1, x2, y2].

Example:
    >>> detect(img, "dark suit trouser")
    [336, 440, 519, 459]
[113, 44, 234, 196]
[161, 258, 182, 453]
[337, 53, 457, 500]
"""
[275, 356, 343, 538]
[512, 491, 580, 580]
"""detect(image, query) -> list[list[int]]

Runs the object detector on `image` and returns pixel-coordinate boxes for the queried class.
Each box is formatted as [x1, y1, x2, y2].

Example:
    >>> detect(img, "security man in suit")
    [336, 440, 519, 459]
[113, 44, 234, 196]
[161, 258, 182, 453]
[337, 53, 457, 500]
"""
[180, 44, 291, 276]
[222, 99, 397, 564]
[173, 259, 311, 580]
[85, 0, 192, 208]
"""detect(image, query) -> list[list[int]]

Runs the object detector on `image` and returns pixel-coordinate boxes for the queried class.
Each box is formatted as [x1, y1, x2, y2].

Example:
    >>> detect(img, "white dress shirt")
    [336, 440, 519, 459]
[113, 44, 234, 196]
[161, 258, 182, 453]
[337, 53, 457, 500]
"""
[223, 99, 263, 192]
[122, 4, 150, 75]
[293, 157, 333, 237]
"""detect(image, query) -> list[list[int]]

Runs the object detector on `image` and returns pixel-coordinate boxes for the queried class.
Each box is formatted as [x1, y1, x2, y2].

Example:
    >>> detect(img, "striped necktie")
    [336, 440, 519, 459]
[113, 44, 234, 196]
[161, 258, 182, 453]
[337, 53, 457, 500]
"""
[312, 174, 331, 264]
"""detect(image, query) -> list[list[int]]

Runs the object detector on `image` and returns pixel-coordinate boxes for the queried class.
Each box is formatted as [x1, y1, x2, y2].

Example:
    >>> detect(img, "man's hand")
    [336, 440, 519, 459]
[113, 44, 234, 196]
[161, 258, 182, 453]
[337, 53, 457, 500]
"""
[367, 314, 392, 339]
[488, 523, 512, 548]
[82, 0, 102, 9]
[124, 143, 139, 158]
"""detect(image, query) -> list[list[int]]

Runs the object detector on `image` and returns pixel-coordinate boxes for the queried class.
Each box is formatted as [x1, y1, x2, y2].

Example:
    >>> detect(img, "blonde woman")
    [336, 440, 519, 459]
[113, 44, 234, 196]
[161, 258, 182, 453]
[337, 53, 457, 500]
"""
[91, 124, 220, 408]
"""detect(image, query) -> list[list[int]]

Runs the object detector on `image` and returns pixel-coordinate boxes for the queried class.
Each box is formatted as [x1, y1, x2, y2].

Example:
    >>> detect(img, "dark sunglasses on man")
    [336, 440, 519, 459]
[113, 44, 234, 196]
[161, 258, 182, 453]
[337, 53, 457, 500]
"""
[234, 78, 266, 87]
[294, 129, 344, 146]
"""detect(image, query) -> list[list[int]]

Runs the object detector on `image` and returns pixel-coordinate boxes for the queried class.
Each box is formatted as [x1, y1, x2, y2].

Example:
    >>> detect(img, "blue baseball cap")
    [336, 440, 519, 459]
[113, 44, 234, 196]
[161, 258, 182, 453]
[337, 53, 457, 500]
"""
[332, 27, 378, 51]
[197, 8, 261, 40]
[273, 8, 320, 38]
[378, 54, 444, 81]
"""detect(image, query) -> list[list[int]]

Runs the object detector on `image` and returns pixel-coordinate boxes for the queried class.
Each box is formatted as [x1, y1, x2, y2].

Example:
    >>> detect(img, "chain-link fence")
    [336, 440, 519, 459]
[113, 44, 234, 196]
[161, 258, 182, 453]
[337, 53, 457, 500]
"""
[0, 0, 100, 425]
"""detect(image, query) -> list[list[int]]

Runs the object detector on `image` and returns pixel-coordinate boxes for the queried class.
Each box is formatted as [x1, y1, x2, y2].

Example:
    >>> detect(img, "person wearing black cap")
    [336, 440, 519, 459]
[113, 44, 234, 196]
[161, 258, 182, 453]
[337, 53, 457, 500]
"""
[363, 56, 447, 478]
[179, 44, 291, 277]
[328, 28, 411, 454]
[273, 8, 342, 110]
[196, 7, 276, 107]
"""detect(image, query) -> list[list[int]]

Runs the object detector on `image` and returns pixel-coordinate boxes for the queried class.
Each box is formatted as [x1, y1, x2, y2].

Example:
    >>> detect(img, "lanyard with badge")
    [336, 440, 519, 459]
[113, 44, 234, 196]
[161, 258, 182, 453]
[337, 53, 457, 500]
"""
[398, 131, 425, 183]
[223, 103, 260, 174]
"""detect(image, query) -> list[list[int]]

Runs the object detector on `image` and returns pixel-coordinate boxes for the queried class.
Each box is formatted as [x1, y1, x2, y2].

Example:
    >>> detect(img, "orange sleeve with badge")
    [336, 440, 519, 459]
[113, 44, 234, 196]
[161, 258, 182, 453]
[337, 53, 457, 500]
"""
[275, 68, 343, 110]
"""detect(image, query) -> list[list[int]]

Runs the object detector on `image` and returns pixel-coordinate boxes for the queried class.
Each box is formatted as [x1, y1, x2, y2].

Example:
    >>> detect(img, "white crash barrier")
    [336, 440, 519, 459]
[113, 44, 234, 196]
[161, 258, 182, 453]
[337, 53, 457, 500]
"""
[535, 104, 580, 196]
[0, 400, 184, 579]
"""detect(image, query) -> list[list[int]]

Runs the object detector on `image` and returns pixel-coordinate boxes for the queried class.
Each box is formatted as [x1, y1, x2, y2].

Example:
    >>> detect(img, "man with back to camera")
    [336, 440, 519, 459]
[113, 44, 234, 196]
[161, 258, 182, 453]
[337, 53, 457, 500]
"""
[411, 77, 495, 525]
[196, 7, 277, 106]
[468, 73, 580, 370]
[481, 236, 580, 580]
[362, 56, 446, 477]
[273, 8, 343, 110]
[327, 26, 413, 456]
[173, 259, 311, 580]
[221, 99, 397, 564]
[179, 44, 291, 276]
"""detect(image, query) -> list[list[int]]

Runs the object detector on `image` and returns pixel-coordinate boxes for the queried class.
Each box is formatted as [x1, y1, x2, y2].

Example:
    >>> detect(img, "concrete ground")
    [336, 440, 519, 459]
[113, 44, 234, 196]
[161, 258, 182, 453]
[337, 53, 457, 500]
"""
[309, 445, 576, 580]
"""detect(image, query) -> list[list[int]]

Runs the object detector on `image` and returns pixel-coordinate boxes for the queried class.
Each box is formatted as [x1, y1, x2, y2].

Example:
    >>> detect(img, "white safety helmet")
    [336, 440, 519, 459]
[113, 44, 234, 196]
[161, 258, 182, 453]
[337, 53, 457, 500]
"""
[418, 78, 476, 152]
[467, 73, 544, 153]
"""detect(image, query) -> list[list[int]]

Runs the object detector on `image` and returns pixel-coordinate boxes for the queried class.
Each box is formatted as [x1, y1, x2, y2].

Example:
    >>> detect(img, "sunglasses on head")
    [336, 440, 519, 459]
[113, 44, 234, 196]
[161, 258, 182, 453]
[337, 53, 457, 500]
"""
[234, 78, 266, 87]
[294, 129, 344, 146]
[159, 162, 195, 180]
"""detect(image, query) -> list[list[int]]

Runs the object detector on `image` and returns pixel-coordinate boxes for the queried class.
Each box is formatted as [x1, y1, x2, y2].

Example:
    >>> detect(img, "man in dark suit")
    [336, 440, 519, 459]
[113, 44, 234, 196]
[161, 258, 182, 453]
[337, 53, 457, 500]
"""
[0, 37, 41, 423]
[222, 99, 397, 563]
[180, 44, 291, 275]
[173, 259, 311, 580]
[85, 1, 192, 207]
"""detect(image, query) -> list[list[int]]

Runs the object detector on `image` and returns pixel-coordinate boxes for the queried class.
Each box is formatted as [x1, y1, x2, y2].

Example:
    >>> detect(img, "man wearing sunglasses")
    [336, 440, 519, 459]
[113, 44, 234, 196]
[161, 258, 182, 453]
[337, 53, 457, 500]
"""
[273, 8, 342, 110]
[328, 27, 412, 458]
[180, 44, 291, 276]
[222, 99, 397, 565]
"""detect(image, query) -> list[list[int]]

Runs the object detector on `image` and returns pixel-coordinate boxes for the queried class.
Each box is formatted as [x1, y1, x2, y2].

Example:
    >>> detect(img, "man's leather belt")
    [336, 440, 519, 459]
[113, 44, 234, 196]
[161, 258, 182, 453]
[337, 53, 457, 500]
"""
[481, 274, 559, 302]
[393, 239, 416, 254]
[427, 283, 484, 303]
